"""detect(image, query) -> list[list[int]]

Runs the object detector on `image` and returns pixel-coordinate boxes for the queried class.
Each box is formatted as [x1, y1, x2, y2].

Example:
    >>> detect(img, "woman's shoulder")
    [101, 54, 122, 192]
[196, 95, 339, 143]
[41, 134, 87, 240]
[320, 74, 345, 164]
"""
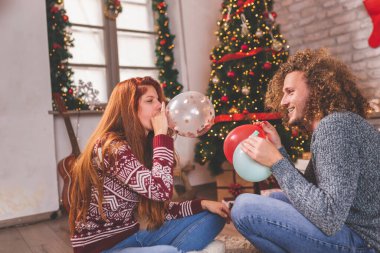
[93, 132, 129, 153]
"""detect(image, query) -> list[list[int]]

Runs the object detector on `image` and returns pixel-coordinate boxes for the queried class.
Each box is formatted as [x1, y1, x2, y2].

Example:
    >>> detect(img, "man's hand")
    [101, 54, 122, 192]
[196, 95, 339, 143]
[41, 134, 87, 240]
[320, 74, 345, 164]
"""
[241, 135, 283, 167]
[261, 121, 282, 149]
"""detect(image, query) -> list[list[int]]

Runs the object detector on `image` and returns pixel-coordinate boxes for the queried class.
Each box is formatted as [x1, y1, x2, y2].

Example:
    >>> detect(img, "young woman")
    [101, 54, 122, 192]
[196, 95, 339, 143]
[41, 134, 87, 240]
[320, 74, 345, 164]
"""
[69, 77, 228, 253]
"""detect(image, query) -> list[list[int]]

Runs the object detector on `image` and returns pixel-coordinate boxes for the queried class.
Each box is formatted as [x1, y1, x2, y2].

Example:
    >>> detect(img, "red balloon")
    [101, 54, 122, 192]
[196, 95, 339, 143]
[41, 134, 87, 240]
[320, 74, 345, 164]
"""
[223, 124, 266, 163]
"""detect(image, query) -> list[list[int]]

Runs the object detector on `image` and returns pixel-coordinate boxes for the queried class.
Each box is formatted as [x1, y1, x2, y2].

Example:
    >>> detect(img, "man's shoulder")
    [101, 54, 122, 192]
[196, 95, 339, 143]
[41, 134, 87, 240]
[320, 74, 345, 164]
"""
[321, 111, 363, 123]
[318, 111, 366, 129]
[316, 111, 378, 141]
[314, 111, 366, 139]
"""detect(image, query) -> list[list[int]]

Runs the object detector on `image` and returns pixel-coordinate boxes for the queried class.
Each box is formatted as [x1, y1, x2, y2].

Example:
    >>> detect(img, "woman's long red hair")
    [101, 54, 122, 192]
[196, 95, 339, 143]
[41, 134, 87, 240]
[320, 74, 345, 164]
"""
[69, 77, 169, 234]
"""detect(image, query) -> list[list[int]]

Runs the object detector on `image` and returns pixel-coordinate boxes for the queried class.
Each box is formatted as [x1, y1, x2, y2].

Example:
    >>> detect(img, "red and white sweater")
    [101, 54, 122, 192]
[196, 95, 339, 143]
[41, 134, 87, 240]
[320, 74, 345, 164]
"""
[71, 135, 203, 253]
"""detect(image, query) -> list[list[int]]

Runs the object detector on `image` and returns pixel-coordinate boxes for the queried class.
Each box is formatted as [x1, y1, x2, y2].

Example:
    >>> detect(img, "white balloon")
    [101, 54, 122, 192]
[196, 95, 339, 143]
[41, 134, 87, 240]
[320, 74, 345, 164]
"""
[166, 91, 215, 137]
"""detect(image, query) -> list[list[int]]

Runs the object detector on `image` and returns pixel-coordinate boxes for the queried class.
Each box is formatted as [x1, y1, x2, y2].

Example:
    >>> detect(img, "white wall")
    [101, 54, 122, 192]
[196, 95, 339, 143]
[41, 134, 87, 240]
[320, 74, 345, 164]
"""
[0, 0, 59, 223]
[166, 0, 223, 185]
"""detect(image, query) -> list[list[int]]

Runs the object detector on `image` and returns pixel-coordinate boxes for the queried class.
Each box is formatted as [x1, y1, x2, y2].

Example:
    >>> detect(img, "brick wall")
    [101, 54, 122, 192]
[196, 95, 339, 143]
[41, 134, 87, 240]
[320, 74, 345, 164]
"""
[274, 0, 380, 99]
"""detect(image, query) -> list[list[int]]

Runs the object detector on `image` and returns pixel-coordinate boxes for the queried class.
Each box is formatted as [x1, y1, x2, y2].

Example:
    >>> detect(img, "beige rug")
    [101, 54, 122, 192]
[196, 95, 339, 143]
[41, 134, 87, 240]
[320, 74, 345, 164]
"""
[215, 235, 259, 253]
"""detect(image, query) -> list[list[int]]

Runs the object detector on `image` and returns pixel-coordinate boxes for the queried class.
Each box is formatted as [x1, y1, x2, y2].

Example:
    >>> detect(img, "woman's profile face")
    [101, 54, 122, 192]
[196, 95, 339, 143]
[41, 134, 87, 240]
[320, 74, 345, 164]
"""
[137, 85, 161, 135]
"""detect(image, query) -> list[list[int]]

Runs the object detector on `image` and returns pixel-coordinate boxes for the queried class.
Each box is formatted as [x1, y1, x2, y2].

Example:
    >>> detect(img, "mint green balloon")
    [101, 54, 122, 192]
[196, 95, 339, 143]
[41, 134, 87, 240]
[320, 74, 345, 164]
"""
[232, 131, 271, 182]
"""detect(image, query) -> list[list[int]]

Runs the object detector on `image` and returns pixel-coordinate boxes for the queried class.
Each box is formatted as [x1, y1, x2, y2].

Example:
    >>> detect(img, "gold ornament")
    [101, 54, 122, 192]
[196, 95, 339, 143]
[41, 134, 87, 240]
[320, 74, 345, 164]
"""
[242, 86, 250, 95]
[164, 55, 171, 62]
[255, 29, 263, 38]
[212, 76, 220, 84]
[229, 106, 239, 114]
[272, 40, 283, 51]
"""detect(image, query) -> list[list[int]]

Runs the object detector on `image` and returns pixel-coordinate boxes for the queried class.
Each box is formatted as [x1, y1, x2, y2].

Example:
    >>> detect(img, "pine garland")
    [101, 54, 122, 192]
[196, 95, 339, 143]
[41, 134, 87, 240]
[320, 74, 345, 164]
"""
[152, 0, 183, 99]
[46, 0, 88, 110]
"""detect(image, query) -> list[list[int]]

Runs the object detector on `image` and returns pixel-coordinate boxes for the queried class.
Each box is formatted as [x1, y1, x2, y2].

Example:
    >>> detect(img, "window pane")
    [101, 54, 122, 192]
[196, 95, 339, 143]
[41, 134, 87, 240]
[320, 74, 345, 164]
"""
[71, 66, 108, 103]
[118, 32, 155, 67]
[64, 0, 103, 26]
[117, 1, 153, 31]
[70, 26, 105, 65]
[126, 0, 148, 4]
[119, 69, 159, 81]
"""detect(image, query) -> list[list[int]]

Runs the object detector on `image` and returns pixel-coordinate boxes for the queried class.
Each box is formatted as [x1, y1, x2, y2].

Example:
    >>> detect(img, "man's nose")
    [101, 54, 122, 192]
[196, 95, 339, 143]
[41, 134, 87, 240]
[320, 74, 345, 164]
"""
[280, 95, 288, 106]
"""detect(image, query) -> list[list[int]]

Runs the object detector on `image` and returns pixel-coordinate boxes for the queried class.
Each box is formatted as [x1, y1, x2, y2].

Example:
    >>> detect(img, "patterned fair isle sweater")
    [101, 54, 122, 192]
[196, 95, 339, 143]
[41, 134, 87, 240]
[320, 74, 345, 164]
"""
[272, 112, 380, 252]
[71, 134, 203, 253]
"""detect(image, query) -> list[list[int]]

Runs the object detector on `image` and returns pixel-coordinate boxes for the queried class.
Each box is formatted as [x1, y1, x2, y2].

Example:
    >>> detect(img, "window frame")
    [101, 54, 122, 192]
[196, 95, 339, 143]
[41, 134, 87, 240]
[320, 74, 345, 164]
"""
[67, 0, 159, 103]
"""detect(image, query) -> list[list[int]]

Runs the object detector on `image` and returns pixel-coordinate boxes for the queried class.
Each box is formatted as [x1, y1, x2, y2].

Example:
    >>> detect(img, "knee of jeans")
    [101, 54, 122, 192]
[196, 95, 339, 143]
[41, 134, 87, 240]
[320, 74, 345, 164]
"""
[231, 193, 259, 222]
[269, 191, 284, 199]
[205, 211, 226, 230]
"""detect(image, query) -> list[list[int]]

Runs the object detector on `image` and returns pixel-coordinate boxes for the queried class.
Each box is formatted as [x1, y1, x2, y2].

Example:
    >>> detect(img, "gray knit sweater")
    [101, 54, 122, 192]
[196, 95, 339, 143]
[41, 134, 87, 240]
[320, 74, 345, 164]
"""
[272, 111, 380, 251]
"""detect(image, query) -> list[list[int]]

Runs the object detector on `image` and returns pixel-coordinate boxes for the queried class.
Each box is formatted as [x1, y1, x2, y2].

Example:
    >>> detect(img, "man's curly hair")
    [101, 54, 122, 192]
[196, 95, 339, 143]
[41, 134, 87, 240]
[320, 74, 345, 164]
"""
[266, 48, 369, 125]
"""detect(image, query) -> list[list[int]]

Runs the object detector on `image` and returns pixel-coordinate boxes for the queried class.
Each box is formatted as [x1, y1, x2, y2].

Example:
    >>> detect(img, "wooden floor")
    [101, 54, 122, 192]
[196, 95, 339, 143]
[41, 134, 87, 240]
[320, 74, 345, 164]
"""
[0, 183, 250, 253]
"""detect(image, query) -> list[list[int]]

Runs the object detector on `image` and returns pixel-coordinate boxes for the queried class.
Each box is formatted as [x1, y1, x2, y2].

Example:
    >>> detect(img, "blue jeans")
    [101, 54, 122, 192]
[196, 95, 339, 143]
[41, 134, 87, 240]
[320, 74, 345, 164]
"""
[102, 211, 225, 253]
[231, 192, 376, 253]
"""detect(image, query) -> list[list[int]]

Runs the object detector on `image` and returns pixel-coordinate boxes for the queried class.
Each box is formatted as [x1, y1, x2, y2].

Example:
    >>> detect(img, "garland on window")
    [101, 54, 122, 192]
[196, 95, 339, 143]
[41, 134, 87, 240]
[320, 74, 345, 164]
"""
[46, 0, 88, 110]
[152, 0, 183, 99]
[103, 0, 122, 20]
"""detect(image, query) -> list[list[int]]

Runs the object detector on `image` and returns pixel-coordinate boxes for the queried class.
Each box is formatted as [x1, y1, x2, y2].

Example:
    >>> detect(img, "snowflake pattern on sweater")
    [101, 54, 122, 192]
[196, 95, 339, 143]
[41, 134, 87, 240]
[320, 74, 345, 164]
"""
[71, 135, 203, 253]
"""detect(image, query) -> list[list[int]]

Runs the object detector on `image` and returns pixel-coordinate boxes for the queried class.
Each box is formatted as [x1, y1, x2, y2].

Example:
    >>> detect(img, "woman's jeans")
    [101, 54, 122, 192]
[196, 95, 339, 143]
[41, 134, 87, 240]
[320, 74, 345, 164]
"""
[231, 192, 377, 253]
[102, 211, 225, 253]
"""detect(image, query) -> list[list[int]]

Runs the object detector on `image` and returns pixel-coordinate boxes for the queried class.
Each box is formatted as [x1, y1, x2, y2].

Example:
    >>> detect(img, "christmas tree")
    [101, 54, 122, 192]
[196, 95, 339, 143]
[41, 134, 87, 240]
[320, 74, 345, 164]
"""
[195, 0, 308, 178]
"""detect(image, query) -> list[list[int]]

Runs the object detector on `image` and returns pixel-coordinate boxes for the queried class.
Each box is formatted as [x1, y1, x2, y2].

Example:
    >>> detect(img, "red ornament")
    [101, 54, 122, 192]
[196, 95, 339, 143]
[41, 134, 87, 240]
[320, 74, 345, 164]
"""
[249, 71, 255, 76]
[159, 39, 166, 46]
[291, 128, 299, 137]
[157, 2, 166, 9]
[62, 15, 69, 22]
[237, 0, 245, 7]
[241, 44, 249, 52]
[243, 109, 249, 114]
[263, 62, 272, 70]
[50, 6, 59, 14]
[209, 54, 214, 60]
[364, 0, 380, 48]
[161, 83, 167, 88]
[52, 43, 62, 49]
[271, 11, 278, 19]
[68, 88, 73, 94]
[212, 59, 217, 64]
[221, 95, 229, 102]
[231, 37, 237, 41]
[227, 71, 236, 78]
[114, 0, 121, 6]
[263, 11, 269, 18]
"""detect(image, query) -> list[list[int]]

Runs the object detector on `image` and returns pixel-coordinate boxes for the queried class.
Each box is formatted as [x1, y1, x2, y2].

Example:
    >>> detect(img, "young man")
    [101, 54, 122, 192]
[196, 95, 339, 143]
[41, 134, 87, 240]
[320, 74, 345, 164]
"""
[231, 48, 380, 253]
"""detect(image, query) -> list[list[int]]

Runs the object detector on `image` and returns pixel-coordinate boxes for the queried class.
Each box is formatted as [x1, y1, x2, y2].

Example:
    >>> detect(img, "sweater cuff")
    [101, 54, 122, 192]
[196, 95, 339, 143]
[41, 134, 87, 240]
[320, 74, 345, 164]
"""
[190, 199, 204, 214]
[278, 146, 288, 156]
[153, 134, 174, 150]
[271, 157, 292, 174]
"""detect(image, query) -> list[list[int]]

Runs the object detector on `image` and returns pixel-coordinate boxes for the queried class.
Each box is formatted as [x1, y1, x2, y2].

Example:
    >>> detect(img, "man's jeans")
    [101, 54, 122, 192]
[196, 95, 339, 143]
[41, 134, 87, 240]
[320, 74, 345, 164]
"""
[102, 211, 225, 253]
[231, 192, 377, 253]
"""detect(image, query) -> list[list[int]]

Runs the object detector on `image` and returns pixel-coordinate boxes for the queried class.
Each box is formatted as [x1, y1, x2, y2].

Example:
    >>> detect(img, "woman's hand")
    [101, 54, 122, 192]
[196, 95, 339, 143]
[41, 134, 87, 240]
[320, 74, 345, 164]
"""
[258, 121, 282, 149]
[241, 135, 283, 167]
[201, 200, 230, 223]
[151, 102, 168, 135]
